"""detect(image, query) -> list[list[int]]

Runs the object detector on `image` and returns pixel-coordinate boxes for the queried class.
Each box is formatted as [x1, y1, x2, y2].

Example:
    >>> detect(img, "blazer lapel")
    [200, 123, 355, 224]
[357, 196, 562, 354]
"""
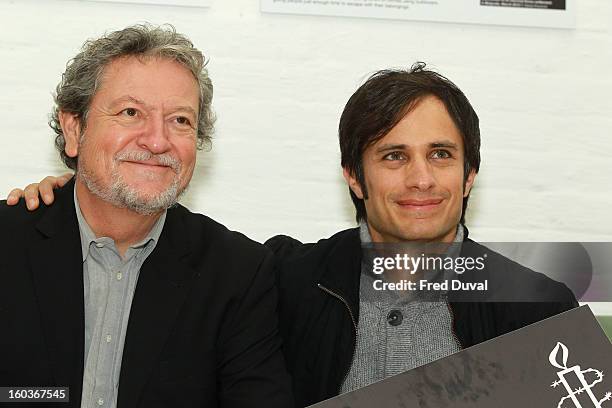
[117, 209, 198, 408]
[29, 179, 85, 402]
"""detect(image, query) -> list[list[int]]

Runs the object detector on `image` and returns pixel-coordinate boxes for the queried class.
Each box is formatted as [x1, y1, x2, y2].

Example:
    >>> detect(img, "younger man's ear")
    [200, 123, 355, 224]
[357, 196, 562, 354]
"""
[58, 111, 82, 158]
[463, 169, 477, 197]
[343, 167, 364, 200]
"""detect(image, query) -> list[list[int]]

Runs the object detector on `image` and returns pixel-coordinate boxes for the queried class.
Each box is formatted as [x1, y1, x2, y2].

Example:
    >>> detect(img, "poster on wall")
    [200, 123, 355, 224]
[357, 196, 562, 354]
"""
[260, 0, 575, 29]
[83, 0, 211, 7]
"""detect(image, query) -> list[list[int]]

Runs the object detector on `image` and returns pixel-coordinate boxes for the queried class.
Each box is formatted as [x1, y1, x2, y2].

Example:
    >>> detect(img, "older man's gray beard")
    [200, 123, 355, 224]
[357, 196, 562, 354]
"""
[78, 151, 185, 216]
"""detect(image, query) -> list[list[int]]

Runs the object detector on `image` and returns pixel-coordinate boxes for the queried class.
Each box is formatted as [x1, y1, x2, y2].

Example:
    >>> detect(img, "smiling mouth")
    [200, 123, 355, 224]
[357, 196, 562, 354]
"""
[396, 198, 443, 210]
[119, 160, 176, 176]
[122, 160, 171, 169]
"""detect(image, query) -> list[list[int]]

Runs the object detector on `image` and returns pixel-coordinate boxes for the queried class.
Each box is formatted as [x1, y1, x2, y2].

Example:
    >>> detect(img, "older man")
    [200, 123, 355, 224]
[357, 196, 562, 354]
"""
[0, 25, 292, 408]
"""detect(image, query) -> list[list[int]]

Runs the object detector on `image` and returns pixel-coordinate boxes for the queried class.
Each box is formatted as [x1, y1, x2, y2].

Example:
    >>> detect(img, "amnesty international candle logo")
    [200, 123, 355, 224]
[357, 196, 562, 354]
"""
[549, 342, 611, 408]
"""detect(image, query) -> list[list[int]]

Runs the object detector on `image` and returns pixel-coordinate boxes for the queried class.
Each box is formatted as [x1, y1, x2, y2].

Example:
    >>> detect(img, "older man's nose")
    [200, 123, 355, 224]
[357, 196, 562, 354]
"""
[137, 117, 171, 154]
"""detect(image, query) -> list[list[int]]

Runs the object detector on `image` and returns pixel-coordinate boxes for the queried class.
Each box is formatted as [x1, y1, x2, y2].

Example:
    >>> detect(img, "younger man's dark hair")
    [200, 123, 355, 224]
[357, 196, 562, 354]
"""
[339, 62, 481, 224]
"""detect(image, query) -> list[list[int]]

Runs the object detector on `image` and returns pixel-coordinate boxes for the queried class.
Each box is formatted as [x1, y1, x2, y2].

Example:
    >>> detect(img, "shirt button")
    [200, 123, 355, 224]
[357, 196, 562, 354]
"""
[105, 334, 112, 343]
[116, 271, 123, 281]
[97, 397, 104, 405]
[387, 309, 403, 326]
[95, 243, 104, 248]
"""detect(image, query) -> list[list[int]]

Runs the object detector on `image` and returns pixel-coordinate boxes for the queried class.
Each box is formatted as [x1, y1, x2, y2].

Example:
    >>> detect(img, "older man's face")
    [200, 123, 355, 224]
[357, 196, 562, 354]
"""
[65, 56, 199, 214]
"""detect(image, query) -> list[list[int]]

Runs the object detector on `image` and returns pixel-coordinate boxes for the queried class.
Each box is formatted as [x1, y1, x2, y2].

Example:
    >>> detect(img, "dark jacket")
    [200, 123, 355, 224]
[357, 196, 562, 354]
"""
[266, 228, 578, 407]
[0, 180, 293, 408]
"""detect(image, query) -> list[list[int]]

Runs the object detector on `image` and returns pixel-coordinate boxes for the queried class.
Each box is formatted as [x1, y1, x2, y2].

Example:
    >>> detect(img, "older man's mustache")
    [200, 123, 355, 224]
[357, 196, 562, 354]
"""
[115, 151, 182, 173]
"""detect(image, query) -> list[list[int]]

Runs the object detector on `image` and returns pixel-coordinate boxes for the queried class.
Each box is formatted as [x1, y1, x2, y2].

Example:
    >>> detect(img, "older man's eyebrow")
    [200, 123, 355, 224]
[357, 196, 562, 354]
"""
[171, 105, 198, 118]
[109, 95, 150, 109]
[108, 97, 197, 118]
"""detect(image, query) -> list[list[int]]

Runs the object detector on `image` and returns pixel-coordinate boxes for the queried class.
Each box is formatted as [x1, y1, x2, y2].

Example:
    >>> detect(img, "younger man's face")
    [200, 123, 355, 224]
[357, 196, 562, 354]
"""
[344, 95, 476, 243]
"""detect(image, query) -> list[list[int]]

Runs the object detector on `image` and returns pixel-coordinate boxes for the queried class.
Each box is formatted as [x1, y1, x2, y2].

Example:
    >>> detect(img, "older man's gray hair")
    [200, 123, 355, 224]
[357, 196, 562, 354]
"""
[49, 24, 215, 170]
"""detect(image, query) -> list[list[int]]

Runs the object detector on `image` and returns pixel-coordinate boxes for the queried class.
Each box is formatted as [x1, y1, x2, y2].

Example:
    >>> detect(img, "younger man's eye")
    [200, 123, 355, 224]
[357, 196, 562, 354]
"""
[431, 150, 452, 159]
[383, 152, 405, 161]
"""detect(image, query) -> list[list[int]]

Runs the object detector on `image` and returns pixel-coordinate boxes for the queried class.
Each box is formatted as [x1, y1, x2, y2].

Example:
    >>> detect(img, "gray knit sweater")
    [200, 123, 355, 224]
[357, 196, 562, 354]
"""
[340, 224, 463, 394]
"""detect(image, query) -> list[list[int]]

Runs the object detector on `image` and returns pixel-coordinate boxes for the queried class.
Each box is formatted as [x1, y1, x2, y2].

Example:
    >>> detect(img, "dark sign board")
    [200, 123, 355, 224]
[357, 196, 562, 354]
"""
[309, 306, 612, 408]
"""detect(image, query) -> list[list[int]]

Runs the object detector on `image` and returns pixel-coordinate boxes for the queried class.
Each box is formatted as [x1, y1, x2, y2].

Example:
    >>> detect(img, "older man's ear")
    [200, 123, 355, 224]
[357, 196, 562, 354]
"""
[6, 173, 74, 210]
[58, 111, 82, 158]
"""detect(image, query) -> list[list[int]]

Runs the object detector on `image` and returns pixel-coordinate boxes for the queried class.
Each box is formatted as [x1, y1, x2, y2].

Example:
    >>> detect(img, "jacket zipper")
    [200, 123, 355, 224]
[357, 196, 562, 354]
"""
[317, 283, 358, 390]
[446, 302, 463, 349]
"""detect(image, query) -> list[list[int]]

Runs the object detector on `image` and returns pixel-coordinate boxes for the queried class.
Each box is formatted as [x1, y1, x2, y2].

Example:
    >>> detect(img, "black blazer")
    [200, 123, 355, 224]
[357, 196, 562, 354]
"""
[266, 228, 578, 407]
[0, 180, 293, 408]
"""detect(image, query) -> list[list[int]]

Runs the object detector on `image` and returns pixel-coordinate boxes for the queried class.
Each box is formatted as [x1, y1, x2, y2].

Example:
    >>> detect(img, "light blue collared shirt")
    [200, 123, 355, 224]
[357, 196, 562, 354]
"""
[74, 188, 166, 408]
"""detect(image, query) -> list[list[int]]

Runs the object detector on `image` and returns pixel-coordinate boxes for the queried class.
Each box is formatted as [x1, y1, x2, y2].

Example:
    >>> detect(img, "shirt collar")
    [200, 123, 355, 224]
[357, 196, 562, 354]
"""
[73, 185, 167, 261]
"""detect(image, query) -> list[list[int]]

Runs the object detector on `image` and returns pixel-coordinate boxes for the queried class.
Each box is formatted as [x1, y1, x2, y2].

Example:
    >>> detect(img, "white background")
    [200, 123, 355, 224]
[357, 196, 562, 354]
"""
[0, 0, 610, 312]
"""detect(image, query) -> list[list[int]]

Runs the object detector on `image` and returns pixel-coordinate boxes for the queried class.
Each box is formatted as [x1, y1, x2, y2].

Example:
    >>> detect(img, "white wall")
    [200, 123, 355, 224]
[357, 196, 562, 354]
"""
[0, 1, 611, 311]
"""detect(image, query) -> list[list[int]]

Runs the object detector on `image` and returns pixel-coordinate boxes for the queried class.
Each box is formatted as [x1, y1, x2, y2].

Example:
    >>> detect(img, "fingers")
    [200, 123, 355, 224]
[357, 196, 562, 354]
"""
[39, 176, 59, 205]
[5, 186, 40, 211]
[4, 173, 74, 210]
[39, 173, 73, 204]
[23, 183, 43, 210]
[57, 172, 73, 188]
[6, 188, 25, 206]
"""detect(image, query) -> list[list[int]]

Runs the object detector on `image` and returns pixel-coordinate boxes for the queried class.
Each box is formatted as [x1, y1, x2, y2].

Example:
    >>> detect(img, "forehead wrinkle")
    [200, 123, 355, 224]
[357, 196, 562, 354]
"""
[109, 95, 151, 109]
[98, 57, 198, 110]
